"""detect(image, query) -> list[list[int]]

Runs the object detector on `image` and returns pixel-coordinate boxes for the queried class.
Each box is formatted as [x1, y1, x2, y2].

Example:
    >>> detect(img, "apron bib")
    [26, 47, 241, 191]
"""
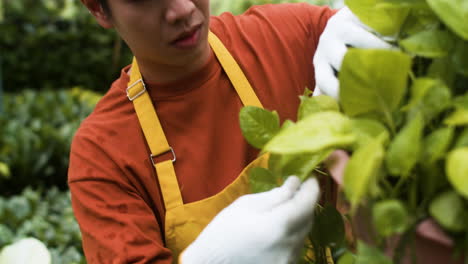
[126, 31, 331, 263]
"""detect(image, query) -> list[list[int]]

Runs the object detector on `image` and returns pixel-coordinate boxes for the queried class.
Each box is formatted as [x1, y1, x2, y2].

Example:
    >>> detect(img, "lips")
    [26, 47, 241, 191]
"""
[171, 25, 202, 49]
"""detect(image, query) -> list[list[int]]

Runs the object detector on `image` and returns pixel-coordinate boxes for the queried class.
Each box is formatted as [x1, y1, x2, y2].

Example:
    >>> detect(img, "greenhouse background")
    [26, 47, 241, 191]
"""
[0, 0, 343, 263]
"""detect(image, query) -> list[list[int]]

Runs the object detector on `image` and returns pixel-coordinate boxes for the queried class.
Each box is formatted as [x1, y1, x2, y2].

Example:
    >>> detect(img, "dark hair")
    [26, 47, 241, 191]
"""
[97, 0, 111, 15]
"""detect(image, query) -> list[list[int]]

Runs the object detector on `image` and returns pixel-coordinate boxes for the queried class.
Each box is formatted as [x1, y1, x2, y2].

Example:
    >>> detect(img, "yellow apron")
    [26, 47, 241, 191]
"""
[126, 31, 332, 263]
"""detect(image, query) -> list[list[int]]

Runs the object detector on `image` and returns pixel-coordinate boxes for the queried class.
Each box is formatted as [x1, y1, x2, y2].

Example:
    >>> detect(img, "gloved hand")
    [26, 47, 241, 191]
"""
[313, 7, 394, 99]
[180, 176, 320, 264]
[0, 238, 51, 264]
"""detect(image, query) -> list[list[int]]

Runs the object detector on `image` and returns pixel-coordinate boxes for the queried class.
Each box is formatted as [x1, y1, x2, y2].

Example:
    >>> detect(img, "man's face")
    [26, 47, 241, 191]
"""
[95, 0, 211, 68]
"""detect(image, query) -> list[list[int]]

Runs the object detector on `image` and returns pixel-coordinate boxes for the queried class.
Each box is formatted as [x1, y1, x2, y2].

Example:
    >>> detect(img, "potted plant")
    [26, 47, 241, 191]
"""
[239, 0, 468, 263]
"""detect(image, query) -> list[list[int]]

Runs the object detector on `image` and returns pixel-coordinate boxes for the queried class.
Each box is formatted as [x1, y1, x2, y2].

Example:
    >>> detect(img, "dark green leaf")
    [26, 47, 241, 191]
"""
[451, 39, 468, 77]
[239, 106, 280, 149]
[248, 167, 278, 193]
[310, 205, 345, 247]
[455, 128, 468, 148]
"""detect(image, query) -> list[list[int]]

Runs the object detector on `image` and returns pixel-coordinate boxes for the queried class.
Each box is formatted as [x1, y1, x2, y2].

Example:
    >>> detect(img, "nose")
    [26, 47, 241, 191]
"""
[165, 0, 196, 24]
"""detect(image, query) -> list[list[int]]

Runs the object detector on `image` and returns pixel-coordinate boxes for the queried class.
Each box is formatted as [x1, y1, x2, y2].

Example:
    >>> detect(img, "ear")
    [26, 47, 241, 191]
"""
[81, 0, 114, 29]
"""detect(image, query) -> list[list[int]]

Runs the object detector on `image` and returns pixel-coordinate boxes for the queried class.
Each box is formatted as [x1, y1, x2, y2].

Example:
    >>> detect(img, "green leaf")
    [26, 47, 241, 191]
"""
[350, 118, 390, 150]
[426, 0, 468, 40]
[279, 150, 333, 181]
[404, 78, 452, 123]
[338, 252, 356, 264]
[385, 113, 424, 177]
[239, 106, 280, 149]
[310, 205, 345, 247]
[427, 58, 457, 87]
[298, 95, 339, 121]
[264, 112, 355, 155]
[451, 39, 468, 77]
[444, 109, 468, 126]
[399, 4, 440, 36]
[446, 147, 468, 198]
[399, 28, 454, 58]
[372, 200, 409, 237]
[429, 191, 468, 232]
[344, 138, 385, 210]
[248, 167, 278, 193]
[340, 49, 411, 127]
[355, 241, 393, 264]
[421, 127, 454, 163]
[345, 0, 410, 36]
[0, 163, 10, 179]
[455, 128, 468, 148]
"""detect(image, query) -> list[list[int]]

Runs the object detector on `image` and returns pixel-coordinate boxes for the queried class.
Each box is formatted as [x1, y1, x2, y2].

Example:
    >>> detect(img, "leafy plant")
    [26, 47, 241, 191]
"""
[0, 88, 100, 195]
[239, 0, 468, 263]
[0, 0, 132, 92]
[0, 187, 84, 264]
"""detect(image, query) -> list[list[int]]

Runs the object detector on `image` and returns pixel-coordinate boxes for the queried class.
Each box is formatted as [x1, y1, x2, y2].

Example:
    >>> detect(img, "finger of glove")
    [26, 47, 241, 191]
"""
[312, 85, 322, 97]
[313, 57, 339, 99]
[341, 23, 394, 50]
[273, 177, 320, 231]
[236, 176, 302, 212]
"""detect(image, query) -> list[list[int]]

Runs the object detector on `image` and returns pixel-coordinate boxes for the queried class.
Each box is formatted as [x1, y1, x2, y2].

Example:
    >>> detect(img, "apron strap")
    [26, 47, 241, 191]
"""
[127, 31, 263, 210]
[208, 31, 263, 108]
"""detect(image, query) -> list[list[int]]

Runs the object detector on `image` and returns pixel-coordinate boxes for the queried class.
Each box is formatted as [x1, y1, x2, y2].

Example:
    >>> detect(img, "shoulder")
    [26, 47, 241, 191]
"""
[210, 3, 335, 44]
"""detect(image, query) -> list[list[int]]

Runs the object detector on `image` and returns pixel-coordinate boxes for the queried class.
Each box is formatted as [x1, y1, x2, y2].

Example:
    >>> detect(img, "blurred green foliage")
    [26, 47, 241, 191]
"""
[0, 0, 132, 92]
[0, 88, 100, 195]
[0, 187, 84, 264]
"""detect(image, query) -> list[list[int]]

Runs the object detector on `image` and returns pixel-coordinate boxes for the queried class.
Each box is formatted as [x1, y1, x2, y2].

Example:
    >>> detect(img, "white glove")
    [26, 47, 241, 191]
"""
[180, 176, 320, 264]
[0, 238, 51, 264]
[313, 7, 394, 99]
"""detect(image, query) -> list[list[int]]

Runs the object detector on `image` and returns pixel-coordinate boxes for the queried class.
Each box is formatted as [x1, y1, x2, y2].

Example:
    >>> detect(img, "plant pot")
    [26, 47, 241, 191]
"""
[325, 150, 466, 264]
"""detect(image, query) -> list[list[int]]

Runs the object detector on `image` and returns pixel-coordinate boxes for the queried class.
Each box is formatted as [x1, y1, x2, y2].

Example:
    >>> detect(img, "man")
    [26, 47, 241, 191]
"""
[69, 0, 390, 263]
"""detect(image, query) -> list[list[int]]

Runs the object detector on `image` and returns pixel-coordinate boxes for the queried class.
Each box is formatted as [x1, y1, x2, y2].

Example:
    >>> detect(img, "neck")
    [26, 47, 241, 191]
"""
[135, 44, 212, 84]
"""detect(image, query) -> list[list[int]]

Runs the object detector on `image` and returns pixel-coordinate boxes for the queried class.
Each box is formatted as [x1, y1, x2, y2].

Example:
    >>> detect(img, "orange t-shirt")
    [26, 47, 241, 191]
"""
[68, 3, 335, 263]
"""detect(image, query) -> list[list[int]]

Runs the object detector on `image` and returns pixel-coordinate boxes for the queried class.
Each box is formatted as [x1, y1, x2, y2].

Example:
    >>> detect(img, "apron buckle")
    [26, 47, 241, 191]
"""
[151, 147, 176, 165]
[126, 79, 147, 101]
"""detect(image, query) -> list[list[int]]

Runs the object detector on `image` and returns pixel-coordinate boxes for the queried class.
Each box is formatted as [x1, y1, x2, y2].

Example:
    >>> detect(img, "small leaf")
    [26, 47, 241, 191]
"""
[298, 95, 339, 121]
[338, 252, 356, 264]
[429, 191, 468, 232]
[310, 205, 345, 247]
[344, 138, 385, 210]
[444, 109, 468, 126]
[350, 118, 390, 150]
[345, 0, 410, 36]
[399, 28, 454, 58]
[280, 150, 333, 181]
[248, 167, 278, 193]
[426, 0, 468, 40]
[340, 49, 411, 120]
[385, 113, 424, 177]
[355, 241, 393, 264]
[421, 127, 454, 163]
[264, 112, 355, 155]
[373, 200, 409, 237]
[0, 163, 10, 179]
[446, 147, 468, 198]
[455, 128, 468, 148]
[404, 78, 452, 123]
[451, 38, 468, 77]
[239, 106, 280, 149]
